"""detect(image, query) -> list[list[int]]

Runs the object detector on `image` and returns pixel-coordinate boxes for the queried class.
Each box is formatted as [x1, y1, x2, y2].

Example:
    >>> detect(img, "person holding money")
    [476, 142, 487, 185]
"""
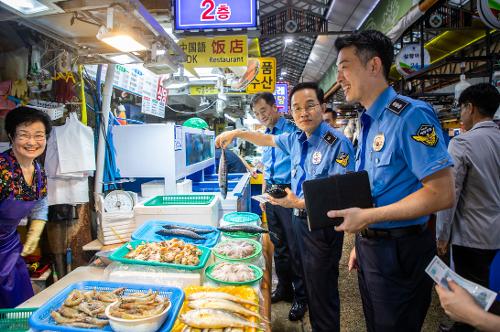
[436, 279, 500, 332]
[327, 30, 455, 331]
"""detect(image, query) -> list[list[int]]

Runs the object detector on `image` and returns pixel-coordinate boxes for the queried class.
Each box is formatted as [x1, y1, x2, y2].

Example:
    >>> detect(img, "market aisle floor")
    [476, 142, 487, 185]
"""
[270, 234, 451, 331]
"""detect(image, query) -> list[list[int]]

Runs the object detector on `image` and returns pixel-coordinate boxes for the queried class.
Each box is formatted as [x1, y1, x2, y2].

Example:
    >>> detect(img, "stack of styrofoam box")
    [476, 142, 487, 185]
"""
[140, 179, 193, 197]
[96, 193, 136, 245]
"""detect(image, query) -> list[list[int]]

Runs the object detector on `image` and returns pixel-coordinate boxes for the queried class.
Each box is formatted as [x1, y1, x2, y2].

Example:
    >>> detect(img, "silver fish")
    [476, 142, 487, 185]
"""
[162, 224, 214, 234]
[188, 298, 266, 321]
[156, 228, 206, 240]
[218, 149, 228, 199]
[180, 309, 262, 329]
[187, 291, 258, 307]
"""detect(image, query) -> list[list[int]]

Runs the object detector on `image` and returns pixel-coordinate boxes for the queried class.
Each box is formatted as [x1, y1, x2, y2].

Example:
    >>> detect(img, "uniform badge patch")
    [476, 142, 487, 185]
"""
[323, 132, 337, 145]
[388, 98, 409, 115]
[412, 124, 438, 147]
[335, 152, 349, 167]
[312, 151, 322, 165]
[373, 133, 385, 152]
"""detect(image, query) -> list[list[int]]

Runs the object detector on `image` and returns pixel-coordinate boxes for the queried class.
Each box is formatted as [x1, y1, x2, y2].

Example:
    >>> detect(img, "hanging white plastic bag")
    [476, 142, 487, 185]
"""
[56, 112, 96, 174]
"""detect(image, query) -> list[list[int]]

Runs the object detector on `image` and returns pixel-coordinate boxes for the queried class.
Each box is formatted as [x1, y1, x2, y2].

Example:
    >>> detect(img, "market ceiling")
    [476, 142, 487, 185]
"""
[0, 0, 379, 84]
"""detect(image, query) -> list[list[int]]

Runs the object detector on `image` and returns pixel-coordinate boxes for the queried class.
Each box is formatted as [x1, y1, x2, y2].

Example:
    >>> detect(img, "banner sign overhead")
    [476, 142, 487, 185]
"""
[174, 0, 258, 31]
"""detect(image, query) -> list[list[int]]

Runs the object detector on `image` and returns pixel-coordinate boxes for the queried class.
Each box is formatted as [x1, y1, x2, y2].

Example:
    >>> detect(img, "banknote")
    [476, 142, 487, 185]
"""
[425, 256, 497, 310]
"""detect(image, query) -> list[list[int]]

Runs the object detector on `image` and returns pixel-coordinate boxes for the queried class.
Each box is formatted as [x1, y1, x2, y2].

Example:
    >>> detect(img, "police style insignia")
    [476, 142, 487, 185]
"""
[373, 133, 385, 152]
[335, 152, 349, 167]
[312, 151, 322, 165]
[323, 132, 337, 145]
[388, 98, 409, 115]
[412, 124, 439, 147]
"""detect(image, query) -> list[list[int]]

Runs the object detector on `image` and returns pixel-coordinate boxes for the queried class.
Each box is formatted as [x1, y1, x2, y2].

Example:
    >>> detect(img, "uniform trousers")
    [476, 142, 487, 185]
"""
[266, 203, 306, 302]
[293, 215, 343, 332]
[356, 227, 435, 332]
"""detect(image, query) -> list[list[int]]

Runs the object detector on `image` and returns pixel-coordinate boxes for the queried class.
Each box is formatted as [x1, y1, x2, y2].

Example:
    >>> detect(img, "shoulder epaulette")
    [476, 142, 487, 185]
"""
[323, 132, 338, 145]
[388, 97, 409, 115]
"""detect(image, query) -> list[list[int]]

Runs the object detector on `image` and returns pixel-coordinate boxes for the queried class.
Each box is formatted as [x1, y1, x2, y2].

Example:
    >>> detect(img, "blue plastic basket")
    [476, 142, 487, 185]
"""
[223, 212, 260, 224]
[29, 281, 184, 332]
[131, 220, 220, 248]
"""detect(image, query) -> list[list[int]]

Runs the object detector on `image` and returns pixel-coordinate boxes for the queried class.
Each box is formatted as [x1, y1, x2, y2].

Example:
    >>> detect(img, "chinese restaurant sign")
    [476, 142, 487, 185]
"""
[178, 35, 248, 72]
[174, 0, 258, 31]
[246, 57, 276, 94]
[273, 82, 288, 113]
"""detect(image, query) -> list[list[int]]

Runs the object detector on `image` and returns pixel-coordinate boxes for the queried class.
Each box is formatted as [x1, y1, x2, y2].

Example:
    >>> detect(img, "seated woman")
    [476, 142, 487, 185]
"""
[0, 106, 51, 308]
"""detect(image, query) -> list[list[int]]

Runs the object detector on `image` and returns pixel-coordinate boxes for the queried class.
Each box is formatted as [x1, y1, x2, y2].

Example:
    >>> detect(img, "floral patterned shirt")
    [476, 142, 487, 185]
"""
[0, 149, 48, 220]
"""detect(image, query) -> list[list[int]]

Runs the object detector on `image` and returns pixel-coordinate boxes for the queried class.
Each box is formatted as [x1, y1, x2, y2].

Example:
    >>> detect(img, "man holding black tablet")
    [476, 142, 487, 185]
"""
[328, 30, 455, 332]
[216, 82, 354, 332]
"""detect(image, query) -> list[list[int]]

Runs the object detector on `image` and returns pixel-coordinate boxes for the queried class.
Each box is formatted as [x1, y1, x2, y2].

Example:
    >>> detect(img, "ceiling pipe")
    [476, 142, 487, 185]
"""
[386, 0, 440, 42]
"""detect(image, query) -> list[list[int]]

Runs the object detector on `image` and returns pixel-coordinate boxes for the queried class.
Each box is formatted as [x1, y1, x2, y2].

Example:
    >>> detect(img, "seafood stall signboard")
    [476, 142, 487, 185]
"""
[246, 57, 276, 94]
[274, 82, 288, 113]
[178, 35, 248, 74]
[174, 0, 258, 31]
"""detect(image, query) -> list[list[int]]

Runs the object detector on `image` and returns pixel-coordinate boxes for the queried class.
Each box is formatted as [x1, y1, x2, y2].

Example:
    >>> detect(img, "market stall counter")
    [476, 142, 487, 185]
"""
[18, 235, 273, 331]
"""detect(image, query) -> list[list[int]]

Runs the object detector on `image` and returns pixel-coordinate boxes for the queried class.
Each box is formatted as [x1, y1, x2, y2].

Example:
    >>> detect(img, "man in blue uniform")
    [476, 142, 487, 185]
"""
[250, 92, 307, 320]
[216, 82, 355, 332]
[328, 30, 455, 332]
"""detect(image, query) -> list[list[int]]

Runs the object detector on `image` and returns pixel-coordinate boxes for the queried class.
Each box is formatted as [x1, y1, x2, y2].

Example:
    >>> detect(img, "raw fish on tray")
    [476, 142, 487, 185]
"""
[162, 224, 215, 234]
[156, 228, 206, 240]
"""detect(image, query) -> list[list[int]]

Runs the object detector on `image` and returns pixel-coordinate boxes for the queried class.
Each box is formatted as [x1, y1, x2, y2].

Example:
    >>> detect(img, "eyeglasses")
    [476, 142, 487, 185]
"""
[291, 103, 320, 114]
[15, 133, 47, 142]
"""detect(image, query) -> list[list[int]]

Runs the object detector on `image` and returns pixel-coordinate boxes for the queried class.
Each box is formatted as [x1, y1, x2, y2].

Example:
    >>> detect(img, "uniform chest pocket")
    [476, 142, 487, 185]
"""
[312, 163, 329, 178]
[372, 151, 393, 190]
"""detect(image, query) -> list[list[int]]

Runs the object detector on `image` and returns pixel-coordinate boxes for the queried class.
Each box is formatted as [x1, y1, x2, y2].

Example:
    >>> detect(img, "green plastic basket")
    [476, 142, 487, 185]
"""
[222, 231, 261, 240]
[109, 240, 211, 270]
[212, 239, 262, 263]
[144, 194, 215, 206]
[205, 263, 263, 285]
[0, 308, 37, 332]
[222, 212, 260, 224]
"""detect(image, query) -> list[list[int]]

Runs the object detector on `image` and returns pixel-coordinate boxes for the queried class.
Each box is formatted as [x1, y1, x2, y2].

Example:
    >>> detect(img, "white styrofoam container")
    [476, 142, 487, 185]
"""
[133, 195, 221, 228]
[141, 179, 193, 197]
[107, 269, 202, 288]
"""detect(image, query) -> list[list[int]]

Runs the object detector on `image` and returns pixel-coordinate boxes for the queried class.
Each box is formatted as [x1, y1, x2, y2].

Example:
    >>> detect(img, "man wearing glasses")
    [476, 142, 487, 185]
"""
[250, 92, 307, 321]
[216, 82, 354, 332]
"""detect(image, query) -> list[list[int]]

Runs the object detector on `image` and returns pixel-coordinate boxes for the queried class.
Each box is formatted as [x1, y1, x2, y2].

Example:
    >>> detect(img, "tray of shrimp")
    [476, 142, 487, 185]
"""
[28, 280, 184, 332]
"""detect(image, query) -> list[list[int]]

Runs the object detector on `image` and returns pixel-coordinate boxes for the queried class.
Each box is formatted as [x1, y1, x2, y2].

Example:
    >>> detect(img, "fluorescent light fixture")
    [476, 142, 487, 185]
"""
[281, 71, 287, 75]
[285, 37, 293, 44]
[0, 0, 48, 14]
[357, 0, 381, 29]
[166, 82, 188, 89]
[96, 26, 149, 52]
[105, 53, 142, 64]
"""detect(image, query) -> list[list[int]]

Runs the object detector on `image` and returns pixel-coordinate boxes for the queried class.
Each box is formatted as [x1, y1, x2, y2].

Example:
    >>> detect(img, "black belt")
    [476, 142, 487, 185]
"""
[360, 223, 428, 239]
[293, 208, 307, 218]
[265, 182, 291, 188]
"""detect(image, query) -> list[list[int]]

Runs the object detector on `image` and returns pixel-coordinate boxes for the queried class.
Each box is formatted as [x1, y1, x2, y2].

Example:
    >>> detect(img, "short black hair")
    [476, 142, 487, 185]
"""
[290, 82, 324, 104]
[325, 108, 337, 119]
[334, 30, 394, 80]
[458, 83, 500, 118]
[5, 106, 52, 143]
[250, 92, 276, 109]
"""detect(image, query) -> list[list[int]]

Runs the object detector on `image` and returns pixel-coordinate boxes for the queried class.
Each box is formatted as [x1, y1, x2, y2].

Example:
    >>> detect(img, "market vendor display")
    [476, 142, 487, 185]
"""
[0, 106, 51, 308]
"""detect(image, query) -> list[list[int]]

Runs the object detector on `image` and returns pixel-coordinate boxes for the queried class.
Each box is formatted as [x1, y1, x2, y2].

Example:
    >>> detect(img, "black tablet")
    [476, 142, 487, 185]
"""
[302, 171, 373, 231]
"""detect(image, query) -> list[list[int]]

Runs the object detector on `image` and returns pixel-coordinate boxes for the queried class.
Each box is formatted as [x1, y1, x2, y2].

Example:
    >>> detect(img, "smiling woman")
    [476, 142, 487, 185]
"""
[0, 106, 51, 308]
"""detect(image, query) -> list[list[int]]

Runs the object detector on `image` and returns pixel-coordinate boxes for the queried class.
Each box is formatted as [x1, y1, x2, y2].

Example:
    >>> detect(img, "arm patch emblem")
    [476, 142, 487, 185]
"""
[411, 124, 438, 147]
[335, 152, 350, 167]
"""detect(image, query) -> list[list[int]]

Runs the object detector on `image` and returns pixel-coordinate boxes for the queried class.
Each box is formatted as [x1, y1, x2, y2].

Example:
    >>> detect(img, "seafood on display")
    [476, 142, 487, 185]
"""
[108, 291, 170, 320]
[187, 291, 257, 307]
[125, 239, 203, 266]
[156, 228, 206, 240]
[180, 309, 262, 329]
[218, 148, 228, 199]
[211, 262, 255, 282]
[217, 225, 269, 234]
[50, 287, 126, 328]
[162, 224, 215, 234]
[214, 240, 256, 259]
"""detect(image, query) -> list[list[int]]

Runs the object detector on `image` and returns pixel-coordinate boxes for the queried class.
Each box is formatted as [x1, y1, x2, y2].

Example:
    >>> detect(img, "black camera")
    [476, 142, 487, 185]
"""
[266, 184, 288, 199]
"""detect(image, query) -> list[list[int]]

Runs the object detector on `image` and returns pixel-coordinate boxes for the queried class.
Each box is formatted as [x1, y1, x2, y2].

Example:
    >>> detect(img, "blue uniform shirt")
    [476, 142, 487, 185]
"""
[263, 117, 297, 184]
[275, 121, 355, 198]
[356, 86, 453, 229]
